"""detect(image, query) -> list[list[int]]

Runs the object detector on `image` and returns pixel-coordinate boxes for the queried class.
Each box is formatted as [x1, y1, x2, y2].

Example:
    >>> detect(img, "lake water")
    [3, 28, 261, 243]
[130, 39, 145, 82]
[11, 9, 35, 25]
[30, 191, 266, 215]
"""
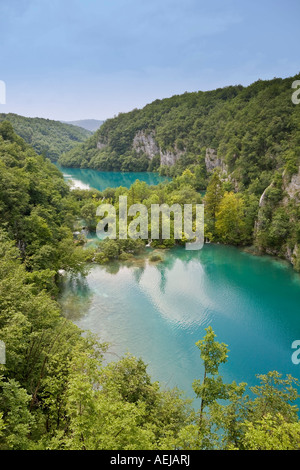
[59, 244, 300, 405]
[55, 164, 170, 191]
[56, 165, 300, 406]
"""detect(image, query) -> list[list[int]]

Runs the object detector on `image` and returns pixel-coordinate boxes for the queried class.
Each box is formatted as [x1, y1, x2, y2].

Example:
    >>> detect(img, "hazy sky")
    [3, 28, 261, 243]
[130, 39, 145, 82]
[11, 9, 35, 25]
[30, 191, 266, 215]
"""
[0, 0, 299, 121]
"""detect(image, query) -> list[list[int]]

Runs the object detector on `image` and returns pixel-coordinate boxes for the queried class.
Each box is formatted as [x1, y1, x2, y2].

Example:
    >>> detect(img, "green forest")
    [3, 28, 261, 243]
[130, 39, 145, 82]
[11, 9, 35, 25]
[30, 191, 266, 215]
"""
[1, 120, 300, 450]
[59, 74, 300, 272]
[59, 73, 300, 185]
[0, 113, 92, 162]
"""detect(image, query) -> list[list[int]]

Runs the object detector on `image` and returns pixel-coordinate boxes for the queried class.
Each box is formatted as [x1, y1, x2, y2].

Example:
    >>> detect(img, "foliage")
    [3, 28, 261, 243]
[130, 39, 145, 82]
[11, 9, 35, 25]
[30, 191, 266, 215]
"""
[59, 74, 300, 189]
[1, 85, 300, 450]
[0, 121, 87, 275]
[58, 73, 300, 268]
[0, 243, 299, 451]
[0, 113, 92, 162]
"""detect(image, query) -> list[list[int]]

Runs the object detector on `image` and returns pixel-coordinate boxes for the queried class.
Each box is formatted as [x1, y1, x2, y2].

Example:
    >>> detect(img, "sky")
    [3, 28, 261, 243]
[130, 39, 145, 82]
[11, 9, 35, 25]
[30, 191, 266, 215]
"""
[0, 0, 299, 121]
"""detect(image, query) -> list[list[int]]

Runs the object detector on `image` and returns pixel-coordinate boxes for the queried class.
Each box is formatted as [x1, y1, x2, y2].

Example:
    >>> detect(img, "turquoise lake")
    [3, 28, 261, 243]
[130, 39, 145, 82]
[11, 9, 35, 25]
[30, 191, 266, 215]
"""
[57, 167, 300, 405]
[56, 164, 170, 190]
[59, 245, 300, 404]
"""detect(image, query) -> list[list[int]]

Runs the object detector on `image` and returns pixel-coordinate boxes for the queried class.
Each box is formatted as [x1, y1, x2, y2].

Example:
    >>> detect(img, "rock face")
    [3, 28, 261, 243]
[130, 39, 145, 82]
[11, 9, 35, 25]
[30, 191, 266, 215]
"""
[160, 148, 184, 166]
[285, 244, 299, 267]
[282, 166, 300, 267]
[96, 128, 185, 166]
[256, 165, 300, 268]
[132, 130, 185, 165]
[284, 166, 300, 202]
[132, 131, 159, 160]
[205, 148, 227, 173]
[96, 141, 107, 150]
[96, 132, 229, 169]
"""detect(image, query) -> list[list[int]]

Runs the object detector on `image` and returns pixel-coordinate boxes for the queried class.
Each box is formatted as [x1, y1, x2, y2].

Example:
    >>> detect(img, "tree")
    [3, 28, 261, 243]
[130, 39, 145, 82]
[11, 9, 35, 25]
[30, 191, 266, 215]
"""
[192, 328, 300, 450]
[81, 202, 97, 230]
[203, 171, 224, 238]
[242, 413, 300, 450]
[215, 191, 247, 244]
[0, 377, 35, 450]
[192, 327, 229, 427]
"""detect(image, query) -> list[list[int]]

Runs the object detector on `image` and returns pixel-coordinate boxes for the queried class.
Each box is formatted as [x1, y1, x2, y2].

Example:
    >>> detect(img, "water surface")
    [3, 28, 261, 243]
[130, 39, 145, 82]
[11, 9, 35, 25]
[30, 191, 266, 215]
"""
[59, 244, 300, 403]
[56, 164, 170, 191]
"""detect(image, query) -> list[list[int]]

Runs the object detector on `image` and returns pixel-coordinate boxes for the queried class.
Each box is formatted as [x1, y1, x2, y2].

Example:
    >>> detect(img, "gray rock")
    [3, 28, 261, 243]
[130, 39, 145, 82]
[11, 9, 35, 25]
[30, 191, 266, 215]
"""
[284, 166, 300, 202]
[132, 131, 159, 160]
[205, 148, 227, 173]
[96, 141, 107, 150]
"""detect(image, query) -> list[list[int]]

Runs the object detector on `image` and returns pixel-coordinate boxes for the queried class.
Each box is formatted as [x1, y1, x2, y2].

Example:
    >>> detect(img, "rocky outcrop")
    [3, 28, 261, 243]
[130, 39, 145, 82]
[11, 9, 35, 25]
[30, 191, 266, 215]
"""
[96, 129, 185, 166]
[132, 130, 185, 166]
[255, 165, 300, 269]
[205, 148, 227, 173]
[160, 148, 185, 166]
[132, 131, 159, 160]
[284, 166, 300, 203]
[282, 166, 300, 268]
[96, 141, 107, 150]
[285, 244, 299, 267]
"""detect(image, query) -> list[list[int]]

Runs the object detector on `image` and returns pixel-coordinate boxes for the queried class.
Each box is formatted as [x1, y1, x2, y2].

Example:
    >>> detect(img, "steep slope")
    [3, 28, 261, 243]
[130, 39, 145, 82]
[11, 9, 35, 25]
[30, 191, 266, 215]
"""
[58, 73, 300, 270]
[0, 120, 87, 274]
[0, 113, 92, 162]
[58, 73, 300, 191]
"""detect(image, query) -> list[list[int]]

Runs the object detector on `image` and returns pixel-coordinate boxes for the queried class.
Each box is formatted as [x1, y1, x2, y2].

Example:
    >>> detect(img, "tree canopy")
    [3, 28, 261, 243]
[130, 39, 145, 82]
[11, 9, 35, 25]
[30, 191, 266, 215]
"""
[0, 113, 92, 162]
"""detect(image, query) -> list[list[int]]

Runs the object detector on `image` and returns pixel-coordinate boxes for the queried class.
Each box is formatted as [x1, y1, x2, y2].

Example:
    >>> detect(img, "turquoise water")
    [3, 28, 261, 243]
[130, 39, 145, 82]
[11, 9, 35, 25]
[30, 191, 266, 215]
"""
[59, 244, 300, 404]
[55, 165, 300, 405]
[55, 164, 170, 191]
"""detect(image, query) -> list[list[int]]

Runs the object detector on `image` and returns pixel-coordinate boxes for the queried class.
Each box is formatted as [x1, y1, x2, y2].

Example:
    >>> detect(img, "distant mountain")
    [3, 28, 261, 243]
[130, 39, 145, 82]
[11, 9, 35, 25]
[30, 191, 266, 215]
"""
[0, 113, 92, 162]
[63, 119, 104, 132]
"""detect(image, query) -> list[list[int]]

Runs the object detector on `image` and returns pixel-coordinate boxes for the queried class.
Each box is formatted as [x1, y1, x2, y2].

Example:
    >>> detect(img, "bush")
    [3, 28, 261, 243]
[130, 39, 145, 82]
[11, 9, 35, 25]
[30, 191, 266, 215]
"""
[149, 253, 163, 262]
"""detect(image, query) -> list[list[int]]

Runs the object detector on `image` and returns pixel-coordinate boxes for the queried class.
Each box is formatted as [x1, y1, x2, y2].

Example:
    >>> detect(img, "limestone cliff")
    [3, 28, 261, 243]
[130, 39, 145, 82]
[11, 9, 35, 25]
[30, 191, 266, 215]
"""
[283, 166, 300, 203]
[132, 131, 159, 160]
[160, 148, 185, 166]
[283, 167, 300, 267]
[132, 130, 185, 166]
[256, 165, 300, 268]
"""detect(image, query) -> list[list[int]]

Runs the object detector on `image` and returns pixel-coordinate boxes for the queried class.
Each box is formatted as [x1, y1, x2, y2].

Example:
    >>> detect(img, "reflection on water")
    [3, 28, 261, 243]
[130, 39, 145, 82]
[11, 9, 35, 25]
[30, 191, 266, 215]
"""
[55, 164, 171, 191]
[59, 276, 93, 321]
[58, 244, 300, 402]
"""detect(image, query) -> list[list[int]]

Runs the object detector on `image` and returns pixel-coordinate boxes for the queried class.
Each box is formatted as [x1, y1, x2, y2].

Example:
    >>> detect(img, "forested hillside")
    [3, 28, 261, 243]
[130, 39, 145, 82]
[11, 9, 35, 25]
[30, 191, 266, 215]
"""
[59, 74, 300, 270]
[0, 121, 90, 278]
[0, 113, 92, 162]
[59, 73, 300, 185]
[1, 122, 300, 450]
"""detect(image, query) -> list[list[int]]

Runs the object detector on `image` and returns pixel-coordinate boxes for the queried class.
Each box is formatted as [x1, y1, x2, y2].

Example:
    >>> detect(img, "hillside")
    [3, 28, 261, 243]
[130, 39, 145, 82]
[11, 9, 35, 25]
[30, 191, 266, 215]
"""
[58, 73, 300, 186]
[58, 73, 300, 269]
[0, 113, 92, 162]
[0, 105, 300, 451]
[0, 120, 90, 274]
